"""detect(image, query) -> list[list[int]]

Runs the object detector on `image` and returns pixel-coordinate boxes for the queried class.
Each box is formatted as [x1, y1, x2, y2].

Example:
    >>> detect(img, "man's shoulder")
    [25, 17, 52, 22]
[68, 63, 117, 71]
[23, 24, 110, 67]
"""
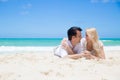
[81, 37, 86, 40]
[81, 38, 86, 43]
[76, 38, 86, 46]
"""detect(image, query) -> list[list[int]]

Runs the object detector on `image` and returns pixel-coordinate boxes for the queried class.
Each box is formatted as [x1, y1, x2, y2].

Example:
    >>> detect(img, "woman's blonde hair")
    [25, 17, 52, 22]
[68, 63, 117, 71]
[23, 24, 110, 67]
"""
[86, 28, 101, 56]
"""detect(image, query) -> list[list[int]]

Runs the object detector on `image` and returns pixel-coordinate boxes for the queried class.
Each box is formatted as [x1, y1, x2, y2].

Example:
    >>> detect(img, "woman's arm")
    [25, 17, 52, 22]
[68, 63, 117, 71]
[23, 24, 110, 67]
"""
[61, 38, 75, 55]
[84, 50, 99, 60]
[84, 48, 105, 60]
[67, 53, 85, 59]
[99, 46, 105, 59]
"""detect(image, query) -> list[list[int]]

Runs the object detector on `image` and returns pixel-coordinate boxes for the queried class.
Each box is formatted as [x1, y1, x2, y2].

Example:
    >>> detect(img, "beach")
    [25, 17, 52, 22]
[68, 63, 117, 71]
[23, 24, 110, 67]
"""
[0, 46, 120, 80]
[1, 0, 120, 79]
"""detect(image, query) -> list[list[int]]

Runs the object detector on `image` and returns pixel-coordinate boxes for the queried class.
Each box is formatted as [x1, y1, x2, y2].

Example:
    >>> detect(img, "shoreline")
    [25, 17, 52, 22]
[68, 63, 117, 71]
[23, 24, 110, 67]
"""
[0, 46, 120, 55]
[0, 45, 120, 49]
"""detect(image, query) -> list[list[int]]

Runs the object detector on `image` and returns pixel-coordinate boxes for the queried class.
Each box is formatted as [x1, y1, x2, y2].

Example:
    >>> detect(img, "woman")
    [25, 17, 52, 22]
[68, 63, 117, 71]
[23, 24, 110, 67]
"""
[84, 28, 105, 59]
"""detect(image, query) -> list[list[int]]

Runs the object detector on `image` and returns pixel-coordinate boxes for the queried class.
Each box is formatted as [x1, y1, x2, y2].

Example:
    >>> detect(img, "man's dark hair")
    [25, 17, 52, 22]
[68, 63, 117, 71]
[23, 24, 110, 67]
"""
[67, 26, 82, 40]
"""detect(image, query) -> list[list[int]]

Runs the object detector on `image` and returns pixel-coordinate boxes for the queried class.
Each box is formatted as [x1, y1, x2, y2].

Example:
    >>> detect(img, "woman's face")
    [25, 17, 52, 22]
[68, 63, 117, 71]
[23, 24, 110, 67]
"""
[85, 33, 91, 42]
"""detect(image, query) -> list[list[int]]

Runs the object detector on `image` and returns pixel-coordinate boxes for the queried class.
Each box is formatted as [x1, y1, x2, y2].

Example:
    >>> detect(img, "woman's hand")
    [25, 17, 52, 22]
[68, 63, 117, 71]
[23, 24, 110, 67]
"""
[61, 38, 74, 55]
[61, 38, 69, 50]
[84, 50, 92, 59]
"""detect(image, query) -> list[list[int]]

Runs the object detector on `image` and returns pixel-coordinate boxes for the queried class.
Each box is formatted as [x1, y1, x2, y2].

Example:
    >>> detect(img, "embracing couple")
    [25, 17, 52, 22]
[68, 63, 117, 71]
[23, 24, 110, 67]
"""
[54, 26, 105, 60]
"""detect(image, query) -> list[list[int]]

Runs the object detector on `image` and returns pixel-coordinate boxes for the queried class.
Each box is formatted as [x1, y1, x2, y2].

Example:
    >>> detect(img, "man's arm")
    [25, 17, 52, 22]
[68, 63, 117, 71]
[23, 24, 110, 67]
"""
[67, 53, 84, 59]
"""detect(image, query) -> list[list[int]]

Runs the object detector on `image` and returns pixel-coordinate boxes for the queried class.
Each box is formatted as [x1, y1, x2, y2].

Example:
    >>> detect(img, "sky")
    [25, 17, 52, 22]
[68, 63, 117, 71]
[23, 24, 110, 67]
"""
[0, 0, 120, 38]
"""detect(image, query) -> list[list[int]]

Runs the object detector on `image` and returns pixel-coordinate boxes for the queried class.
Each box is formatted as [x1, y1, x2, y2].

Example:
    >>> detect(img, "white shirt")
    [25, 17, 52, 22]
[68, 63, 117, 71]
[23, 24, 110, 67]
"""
[54, 38, 86, 57]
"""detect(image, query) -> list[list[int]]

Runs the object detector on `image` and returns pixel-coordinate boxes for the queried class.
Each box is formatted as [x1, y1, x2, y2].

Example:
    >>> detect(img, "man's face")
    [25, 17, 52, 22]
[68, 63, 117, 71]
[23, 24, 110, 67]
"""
[74, 30, 82, 44]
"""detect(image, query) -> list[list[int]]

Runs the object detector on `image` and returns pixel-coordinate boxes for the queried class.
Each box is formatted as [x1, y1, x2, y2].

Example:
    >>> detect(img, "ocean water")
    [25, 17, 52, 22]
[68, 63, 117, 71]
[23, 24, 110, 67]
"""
[0, 38, 62, 47]
[0, 38, 120, 54]
[101, 38, 120, 46]
[0, 38, 120, 47]
[0, 38, 62, 54]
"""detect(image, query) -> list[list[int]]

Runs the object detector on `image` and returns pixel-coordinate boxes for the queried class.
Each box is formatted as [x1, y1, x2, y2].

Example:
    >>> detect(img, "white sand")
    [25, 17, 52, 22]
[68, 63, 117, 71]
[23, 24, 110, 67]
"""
[0, 46, 120, 80]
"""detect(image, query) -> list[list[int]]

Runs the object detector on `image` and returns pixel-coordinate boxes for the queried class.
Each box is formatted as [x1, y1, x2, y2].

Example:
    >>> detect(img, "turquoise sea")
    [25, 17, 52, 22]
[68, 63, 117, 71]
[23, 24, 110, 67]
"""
[0, 38, 120, 47]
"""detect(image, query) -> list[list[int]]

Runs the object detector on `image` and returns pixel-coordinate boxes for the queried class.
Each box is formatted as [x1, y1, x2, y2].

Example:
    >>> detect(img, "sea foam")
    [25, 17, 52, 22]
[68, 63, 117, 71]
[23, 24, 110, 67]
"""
[0, 46, 56, 54]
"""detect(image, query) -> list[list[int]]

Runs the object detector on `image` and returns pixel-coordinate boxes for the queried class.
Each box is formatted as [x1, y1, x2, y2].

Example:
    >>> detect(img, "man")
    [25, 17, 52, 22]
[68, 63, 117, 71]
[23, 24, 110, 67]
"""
[54, 26, 86, 59]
